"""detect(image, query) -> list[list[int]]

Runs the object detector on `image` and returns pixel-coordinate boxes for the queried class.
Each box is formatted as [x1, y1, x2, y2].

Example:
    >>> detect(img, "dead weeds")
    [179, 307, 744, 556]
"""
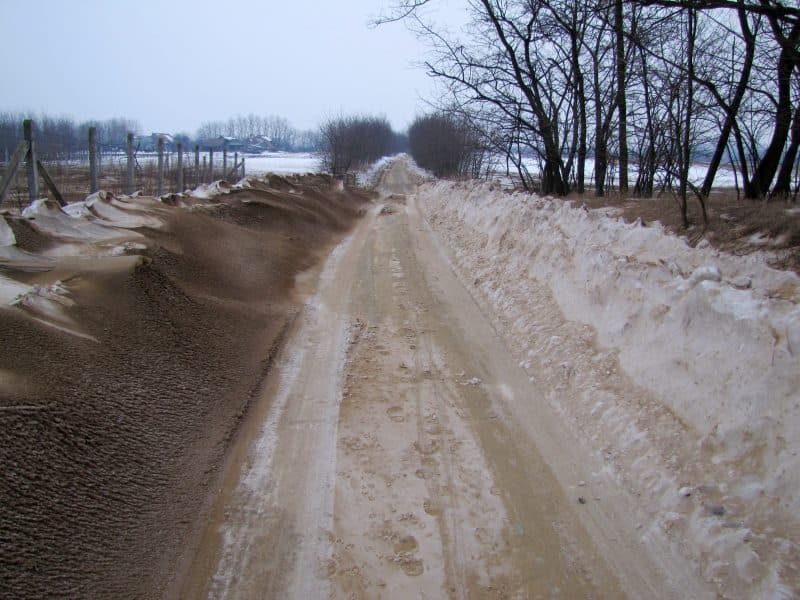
[573, 188, 800, 273]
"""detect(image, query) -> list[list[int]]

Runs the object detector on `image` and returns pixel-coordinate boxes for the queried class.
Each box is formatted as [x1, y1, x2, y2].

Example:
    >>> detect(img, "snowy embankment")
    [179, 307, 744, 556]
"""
[418, 180, 800, 597]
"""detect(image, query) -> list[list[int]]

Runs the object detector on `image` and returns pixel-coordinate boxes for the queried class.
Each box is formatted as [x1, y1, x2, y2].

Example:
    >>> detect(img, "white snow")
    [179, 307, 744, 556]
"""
[511, 156, 741, 189]
[21, 198, 144, 245]
[189, 180, 233, 199]
[82, 191, 163, 229]
[242, 152, 321, 176]
[417, 179, 800, 598]
[0, 273, 31, 305]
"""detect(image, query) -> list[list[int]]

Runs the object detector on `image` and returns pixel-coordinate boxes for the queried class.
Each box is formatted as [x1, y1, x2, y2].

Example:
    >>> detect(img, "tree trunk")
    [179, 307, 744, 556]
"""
[570, 29, 587, 194]
[615, 0, 629, 194]
[595, 137, 608, 197]
[772, 106, 800, 197]
[700, 6, 755, 198]
[679, 9, 697, 227]
[733, 121, 757, 198]
[752, 23, 800, 197]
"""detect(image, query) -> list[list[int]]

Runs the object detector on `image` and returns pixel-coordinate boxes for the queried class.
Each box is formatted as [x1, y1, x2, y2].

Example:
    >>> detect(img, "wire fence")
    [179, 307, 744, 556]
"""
[0, 120, 246, 209]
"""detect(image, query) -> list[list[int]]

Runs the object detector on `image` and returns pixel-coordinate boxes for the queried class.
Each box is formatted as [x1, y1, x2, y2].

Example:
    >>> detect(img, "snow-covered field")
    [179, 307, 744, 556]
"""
[241, 152, 320, 176]
[418, 180, 800, 598]
[503, 156, 741, 189]
[89, 151, 322, 176]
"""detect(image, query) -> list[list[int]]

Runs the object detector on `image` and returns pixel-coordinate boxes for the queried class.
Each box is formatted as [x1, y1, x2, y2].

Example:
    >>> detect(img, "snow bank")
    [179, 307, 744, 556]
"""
[22, 198, 144, 244]
[77, 191, 162, 229]
[0, 179, 252, 336]
[418, 180, 800, 597]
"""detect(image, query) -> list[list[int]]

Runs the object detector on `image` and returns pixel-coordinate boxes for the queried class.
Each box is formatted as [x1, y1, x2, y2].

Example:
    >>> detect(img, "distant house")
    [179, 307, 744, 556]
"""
[202, 136, 244, 151]
[134, 133, 174, 152]
[243, 135, 274, 153]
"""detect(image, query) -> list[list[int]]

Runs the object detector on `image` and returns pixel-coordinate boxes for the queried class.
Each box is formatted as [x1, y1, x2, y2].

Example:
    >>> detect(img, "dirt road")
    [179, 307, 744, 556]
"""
[181, 160, 699, 598]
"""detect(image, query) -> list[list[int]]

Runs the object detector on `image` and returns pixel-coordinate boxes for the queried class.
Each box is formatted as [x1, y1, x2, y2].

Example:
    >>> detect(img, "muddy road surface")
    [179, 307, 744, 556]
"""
[180, 160, 700, 598]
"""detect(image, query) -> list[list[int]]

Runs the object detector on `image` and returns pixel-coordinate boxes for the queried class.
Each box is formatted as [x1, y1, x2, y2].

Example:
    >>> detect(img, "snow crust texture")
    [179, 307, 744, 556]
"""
[418, 180, 800, 598]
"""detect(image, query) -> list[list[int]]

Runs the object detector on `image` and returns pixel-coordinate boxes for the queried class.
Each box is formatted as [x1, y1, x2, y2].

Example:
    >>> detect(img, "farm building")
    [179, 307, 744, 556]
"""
[134, 133, 175, 152]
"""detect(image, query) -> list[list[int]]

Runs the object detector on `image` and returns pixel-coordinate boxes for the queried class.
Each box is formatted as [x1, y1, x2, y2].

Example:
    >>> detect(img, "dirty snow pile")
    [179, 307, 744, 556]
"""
[0, 175, 281, 340]
[418, 180, 800, 597]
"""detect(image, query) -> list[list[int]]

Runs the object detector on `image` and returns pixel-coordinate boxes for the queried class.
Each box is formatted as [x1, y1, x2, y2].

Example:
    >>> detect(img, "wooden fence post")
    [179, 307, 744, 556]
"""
[202, 155, 207, 182]
[23, 119, 39, 201]
[0, 140, 28, 206]
[126, 133, 135, 194]
[209, 148, 214, 182]
[36, 159, 66, 207]
[194, 144, 200, 187]
[89, 126, 98, 193]
[241, 157, 245, 179]
[233, 152, 238, 180]
[177, 143, 184, 192]
[157, 135, 164, 196]
[223, 140, 228, 179]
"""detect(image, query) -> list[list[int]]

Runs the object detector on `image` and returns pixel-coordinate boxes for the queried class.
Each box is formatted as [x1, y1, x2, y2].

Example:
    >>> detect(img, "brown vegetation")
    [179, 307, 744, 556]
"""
[575, 187, 800, 272]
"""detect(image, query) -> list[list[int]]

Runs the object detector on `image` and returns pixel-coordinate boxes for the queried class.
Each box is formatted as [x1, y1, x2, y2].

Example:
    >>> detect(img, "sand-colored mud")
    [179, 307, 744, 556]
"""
[0, 176, 369, 598]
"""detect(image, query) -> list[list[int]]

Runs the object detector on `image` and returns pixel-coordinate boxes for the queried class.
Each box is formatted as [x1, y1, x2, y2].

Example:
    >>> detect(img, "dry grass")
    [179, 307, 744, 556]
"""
[572, 188, 800, 273]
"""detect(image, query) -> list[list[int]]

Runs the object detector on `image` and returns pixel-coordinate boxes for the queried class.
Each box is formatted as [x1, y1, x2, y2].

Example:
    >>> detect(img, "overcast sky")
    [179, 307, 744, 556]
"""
[1, 0, 468, 135]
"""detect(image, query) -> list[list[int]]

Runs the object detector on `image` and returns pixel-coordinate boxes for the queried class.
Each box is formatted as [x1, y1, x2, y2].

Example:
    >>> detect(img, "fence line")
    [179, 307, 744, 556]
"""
[0, 120, 247, 207]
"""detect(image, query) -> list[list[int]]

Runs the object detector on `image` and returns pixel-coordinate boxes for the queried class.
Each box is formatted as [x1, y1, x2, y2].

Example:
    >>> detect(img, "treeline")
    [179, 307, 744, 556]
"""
[196, 114, 320, 152]
[0, 112, 140, 159]
[384, 0, 800, 223]
[0, 112, 322, 160]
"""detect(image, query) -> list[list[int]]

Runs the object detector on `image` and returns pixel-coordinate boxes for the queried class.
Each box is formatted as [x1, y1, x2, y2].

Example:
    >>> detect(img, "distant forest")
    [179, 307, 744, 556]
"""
[0, 112, 321, 159]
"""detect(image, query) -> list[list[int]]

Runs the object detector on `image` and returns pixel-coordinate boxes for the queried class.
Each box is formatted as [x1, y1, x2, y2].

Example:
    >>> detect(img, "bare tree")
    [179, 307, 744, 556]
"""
[408, 112, 486, 177]
[615, 0, 630, 192]
[319, 114, 395, 175]
[382, 0, 800, 212]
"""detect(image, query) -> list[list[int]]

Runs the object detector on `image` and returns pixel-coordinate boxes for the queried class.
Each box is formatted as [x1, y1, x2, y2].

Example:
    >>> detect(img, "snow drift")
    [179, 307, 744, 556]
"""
[417, 180, 800, 598]
[0, 175, 370, 599]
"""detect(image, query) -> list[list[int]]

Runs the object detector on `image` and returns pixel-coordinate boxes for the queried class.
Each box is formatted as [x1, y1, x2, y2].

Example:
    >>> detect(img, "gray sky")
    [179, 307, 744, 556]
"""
[1, 0, 467, 134]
